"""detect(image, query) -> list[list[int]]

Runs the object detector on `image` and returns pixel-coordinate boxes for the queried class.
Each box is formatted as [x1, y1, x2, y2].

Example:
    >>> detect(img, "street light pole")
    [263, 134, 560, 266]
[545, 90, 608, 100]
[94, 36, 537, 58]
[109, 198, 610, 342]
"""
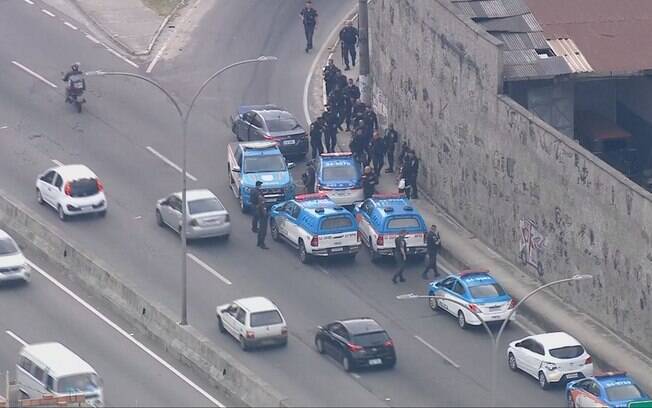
[358, 0, 371, 104]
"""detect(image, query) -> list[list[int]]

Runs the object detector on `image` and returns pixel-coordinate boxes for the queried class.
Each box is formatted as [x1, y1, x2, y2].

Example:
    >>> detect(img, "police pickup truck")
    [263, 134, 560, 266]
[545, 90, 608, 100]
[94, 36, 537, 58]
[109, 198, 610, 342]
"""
[355, 194, 428, 262]
[227, 141, 295, 212]
[269, 193, 360, 264]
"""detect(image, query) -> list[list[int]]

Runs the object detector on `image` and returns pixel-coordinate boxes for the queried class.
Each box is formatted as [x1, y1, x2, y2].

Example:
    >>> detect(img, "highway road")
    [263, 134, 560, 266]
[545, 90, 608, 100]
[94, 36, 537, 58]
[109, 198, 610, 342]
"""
[0, 0, 566, 406]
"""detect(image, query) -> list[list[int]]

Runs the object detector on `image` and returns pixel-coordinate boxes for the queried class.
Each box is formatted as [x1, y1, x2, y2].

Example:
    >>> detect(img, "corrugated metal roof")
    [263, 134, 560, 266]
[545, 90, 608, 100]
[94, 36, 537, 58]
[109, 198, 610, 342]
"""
[479, 15, 537, 33]
[504, 56, 573, 79]
[492, 32, 548, 50]
[547, 38, 594, 73]
[504, 49, 539, 65]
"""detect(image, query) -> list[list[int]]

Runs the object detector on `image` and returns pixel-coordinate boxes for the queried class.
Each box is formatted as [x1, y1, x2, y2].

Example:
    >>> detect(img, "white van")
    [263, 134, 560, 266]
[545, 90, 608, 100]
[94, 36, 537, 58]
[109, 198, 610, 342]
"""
[16, 342, 104, 407]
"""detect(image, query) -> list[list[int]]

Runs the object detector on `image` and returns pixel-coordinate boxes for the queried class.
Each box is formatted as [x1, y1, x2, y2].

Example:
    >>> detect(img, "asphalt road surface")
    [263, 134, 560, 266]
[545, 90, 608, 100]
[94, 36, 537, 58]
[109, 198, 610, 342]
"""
[0, 0, 566, 406]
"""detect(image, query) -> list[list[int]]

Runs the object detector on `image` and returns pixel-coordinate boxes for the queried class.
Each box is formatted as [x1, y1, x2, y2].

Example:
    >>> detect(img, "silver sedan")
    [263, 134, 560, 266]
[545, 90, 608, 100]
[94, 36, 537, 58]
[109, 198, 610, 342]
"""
[156, 189, 231, 240]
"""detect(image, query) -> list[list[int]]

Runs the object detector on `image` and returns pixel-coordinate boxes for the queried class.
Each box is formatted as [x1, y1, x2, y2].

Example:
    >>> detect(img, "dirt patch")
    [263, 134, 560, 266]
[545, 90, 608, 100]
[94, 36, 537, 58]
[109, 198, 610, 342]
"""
[141, 0, 182, 16]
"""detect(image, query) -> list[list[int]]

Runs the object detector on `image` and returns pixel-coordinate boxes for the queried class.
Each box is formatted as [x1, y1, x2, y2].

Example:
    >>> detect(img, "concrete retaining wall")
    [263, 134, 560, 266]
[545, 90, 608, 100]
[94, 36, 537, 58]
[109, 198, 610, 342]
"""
[0, 191, 287, 407]
[369, 0, 652, 353]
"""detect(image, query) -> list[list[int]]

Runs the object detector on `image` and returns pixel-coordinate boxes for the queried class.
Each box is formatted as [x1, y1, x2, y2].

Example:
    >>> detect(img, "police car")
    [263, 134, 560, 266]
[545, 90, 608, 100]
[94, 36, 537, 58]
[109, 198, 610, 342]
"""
[315, 153, 363, 206]
[566, 372, 650, 408]
[427, 271, 516, 329]
[354, 194, 427, 261]
[269, 193, 360, 264]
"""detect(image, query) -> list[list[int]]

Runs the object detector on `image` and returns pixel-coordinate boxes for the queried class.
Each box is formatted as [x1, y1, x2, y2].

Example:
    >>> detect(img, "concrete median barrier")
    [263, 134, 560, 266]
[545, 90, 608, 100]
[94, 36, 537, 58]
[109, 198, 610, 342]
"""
[0, 190, 288, 408]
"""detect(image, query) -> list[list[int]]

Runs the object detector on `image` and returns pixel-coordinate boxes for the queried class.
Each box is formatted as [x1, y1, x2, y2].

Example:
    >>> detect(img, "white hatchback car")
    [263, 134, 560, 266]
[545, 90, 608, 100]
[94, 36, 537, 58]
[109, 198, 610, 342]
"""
[36, 164, 107, 221]
[0, 229, 30, 284]
[216, 297, 288, 350]
[156, 189, 231, 240]
[507, 332, 594, 389]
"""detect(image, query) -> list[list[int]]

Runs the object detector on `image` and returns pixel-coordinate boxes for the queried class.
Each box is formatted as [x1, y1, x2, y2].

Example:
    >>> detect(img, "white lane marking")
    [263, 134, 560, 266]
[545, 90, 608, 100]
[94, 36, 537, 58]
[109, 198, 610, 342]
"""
[351, 373, 361, 379]
[85, 34, 101, 44]
[41, 9, 55, 17]
[0, 125, 8, 130]
[24, 0, 34, 4]
[63, 21, 78, 30]
[146, 43, 168, 74]
[146, 146, 197, 181]
[25, 259, 224, 407]
[51, 159, 64, 166]
[317, 265, 330, 275]
[5, 330, 28, 346]
[187, 253, 232, 286]
[105, 47, 139, 69]
[11, 60, 58, 88]
[414, 335, 461, 369]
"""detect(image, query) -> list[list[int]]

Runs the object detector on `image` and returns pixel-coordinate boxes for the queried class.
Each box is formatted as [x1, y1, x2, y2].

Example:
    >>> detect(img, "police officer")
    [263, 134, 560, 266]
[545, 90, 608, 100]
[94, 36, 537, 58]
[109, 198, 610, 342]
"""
[404, 150, 419, 199]
[392, 231, 408, 283]
[370, 131, 386, 177]
[309, 116, 325, 159]
[361, 166, 377, 199]
[323, 107, 339, 153]
[327, 84, 346, 130]
[383, 123, 399, 173]
[339, 20, 359, 71]
[422, 224, 442, 279]
[250, 180, 263, 233]
[323, 58, 341, 97]
[344, 79, 360, 131]
[256, 200, 269, 250]
[300, 1, 318, 53]
[364, 105, 379, 137]
[302, 160, 316, 193]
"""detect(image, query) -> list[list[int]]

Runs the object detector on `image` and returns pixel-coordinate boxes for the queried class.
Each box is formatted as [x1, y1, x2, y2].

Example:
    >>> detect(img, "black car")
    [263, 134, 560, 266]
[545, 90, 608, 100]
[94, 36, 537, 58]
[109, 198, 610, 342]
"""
[314, 318, 396, 371]
[231, 105, 308, 158]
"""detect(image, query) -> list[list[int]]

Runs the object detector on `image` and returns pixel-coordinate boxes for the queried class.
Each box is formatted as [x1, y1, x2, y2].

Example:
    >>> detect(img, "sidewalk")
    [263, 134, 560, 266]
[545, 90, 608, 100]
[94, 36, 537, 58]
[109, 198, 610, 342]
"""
[308, 20, 652, 394]
[69, 0, 183, 55]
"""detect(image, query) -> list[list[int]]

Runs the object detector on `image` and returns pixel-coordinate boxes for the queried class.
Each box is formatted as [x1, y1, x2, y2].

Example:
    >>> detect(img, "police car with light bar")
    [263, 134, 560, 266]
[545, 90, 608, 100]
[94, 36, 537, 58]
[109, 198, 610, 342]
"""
[316, 152, 363, 206]
[566, 372, 650, 408]
[427, 270, 516, 329]
[354, 194, 427, 261]
[269, 193, 360, 264]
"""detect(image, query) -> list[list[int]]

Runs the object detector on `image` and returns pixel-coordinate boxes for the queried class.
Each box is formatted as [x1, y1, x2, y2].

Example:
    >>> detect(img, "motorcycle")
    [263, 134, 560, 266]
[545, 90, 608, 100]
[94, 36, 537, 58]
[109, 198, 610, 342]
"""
[62, 72, 86, 113]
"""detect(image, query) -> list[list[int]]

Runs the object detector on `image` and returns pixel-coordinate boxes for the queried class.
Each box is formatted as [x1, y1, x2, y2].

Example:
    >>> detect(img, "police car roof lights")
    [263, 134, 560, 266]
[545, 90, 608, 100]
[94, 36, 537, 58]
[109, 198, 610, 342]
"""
[295, 192, 330, 201]
[320, 152, 353, 157]
[459, 270, 491, 277]
[403, 206, 414, 211]
[383, 207, 395, 213]
[314, 208, 325, 213]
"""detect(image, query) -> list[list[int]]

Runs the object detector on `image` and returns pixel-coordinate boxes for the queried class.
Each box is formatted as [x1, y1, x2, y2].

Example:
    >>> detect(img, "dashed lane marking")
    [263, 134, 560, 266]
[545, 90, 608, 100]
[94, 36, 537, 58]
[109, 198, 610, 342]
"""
[187, 253, 232, 286]
[25, 259, 224, 407]
[145, 146, 198, 182]
[11, 60, 58, 88]
[51, 159, 64, 166]
[5, 330, 28, 346]
[146, 43, 168, 74]
[41, 9, 55, 17]
[23, 0, 34, 4]
[64, 21, 78, 30]
[105, 47, 139, 69]
[414, 335, 461, 369]
[85, 34, 101, 44]
[0, 125, 8, 130]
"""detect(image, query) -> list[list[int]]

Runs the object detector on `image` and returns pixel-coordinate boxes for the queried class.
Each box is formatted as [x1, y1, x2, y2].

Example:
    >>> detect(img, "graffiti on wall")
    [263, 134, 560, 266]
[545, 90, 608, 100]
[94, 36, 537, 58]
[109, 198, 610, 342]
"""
[519, 218, 545, 276]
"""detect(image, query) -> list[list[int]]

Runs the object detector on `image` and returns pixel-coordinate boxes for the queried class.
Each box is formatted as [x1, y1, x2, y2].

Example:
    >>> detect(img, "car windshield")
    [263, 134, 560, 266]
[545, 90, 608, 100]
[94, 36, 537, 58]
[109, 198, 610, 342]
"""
[244, 155, 286, 173]
[250, 310, 283, 327]
[0, 237, 19, 256]
[322, 165, 358, 181]
[320, 216, 353, 230]
[605, 384, 643, 401]
[265, 117, 302, 132]
[468, 283, 506, 298]
[57, 373, 100, 394]
[70, 179, 99, 197]
[549, 345, 585, 359]
[351, 331, 389, 347]
[386, 216, 420, 230]
[188, 198, 224, 214]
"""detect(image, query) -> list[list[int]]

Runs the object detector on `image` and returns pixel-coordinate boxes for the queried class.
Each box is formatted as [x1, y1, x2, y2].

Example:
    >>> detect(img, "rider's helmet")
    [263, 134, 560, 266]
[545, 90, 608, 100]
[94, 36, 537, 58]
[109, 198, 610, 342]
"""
[71, 62, 81, 72]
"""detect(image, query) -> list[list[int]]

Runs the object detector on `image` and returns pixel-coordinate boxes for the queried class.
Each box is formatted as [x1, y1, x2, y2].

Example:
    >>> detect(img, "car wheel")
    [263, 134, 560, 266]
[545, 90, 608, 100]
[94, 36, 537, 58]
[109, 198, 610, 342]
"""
[239, 336, 249, 351]
[221, 234, 230, 241]
[428, 294, 440, 311]
[369, 237, 381, 262]
[457, 311, 467, 329]
[315, 337, 325, 354]
[155, 210, 164, 227]
[508, 353, 518, 371]
[270, 219, 280, 241]
[239, 196, 247, 214]
[347, 253, 357, 261]
[566, 392, 575, 408]
[217, 317, 226, 333]
[36, 189, 44, 205]
[538, 371, 549, 390]
[98, 210, 107, 218]
[385, 359, 396, 369]
[342, 355, 353, 372]
[57, 205, 67, 221]
[298, 240, 310, 264]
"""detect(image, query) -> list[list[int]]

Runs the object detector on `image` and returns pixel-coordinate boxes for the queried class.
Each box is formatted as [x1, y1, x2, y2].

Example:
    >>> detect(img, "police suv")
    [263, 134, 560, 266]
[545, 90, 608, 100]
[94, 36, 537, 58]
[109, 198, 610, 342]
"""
[316, 153, 363, 206]
[269, 193, 360, 263]
[227, 141, 295, 212]
[354, 194, 427, 261]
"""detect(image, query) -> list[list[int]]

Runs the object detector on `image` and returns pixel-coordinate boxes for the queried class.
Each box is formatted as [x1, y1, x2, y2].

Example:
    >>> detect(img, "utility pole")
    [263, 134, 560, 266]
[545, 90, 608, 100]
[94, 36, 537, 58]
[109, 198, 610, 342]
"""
[358, 0, 371, 104]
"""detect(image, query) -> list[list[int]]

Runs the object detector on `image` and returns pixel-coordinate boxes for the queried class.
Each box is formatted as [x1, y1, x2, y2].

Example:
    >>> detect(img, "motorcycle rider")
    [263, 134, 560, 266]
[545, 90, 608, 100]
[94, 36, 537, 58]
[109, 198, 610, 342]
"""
[62, 62, 85, 103]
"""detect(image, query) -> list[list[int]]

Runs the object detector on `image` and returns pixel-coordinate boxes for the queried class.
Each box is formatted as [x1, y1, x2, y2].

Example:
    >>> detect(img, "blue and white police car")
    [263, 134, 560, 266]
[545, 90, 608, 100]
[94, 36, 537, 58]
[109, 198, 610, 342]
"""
[354, 194, 427, 261]
[427, 271, 516, 329]
[566, 372, 650, 408]
[269, 193, 360, 264]
[316, 153, 363, 206]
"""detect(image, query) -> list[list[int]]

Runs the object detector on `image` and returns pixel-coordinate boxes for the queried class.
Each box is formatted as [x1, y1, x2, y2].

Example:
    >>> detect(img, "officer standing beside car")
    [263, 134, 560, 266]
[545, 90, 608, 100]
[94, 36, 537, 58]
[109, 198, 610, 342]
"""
[300, 1, 318, 53]
[256, 200, 269, 250]
[392, 231, 408, 284]
[251, 180, 263, 233]
[339, 20, 359, 71]
[383, 123, 399, 173]
[302, 160, 316, 193]
[309, 116, 325, 159]
[361, 166, 377, 199]
[323, 106, 339, 153]
[422, 224, 441, 279]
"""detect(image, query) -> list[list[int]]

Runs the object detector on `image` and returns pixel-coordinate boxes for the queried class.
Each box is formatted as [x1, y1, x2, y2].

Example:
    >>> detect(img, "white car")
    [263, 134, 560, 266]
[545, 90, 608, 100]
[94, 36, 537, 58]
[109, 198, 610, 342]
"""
[36, 164, 107, 221]
[156, 189, 231, 240]
[507, 332, 594, 389]
[0, 229, 30, 284]
[216, 297, 288, 350]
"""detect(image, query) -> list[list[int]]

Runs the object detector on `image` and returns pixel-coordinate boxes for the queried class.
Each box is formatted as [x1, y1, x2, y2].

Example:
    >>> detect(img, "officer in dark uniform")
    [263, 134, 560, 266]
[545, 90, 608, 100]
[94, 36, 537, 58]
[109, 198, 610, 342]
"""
[256, 200, 269, 249]
[370, 131, 386, 176]
[250, 180, 263, 232]
[302, 160, 316, 193]
[323, 59, 341, 97]
[383, 123, 399, 173]
[309, 116, 325, 159]
[300, 1, 318, 53]
[352, 100, 366, 124]
[364, 105, 379, 137]
[392, 231, 408, 283]
[323, 107, 339, 153]
[422, 224, 442, 279]
[339, 20, 359, 70]
[344, 79, 361, 131]
[404, 150, 419, 199]
[327, 84, 346, 131]
[361, 166, 377, 199]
